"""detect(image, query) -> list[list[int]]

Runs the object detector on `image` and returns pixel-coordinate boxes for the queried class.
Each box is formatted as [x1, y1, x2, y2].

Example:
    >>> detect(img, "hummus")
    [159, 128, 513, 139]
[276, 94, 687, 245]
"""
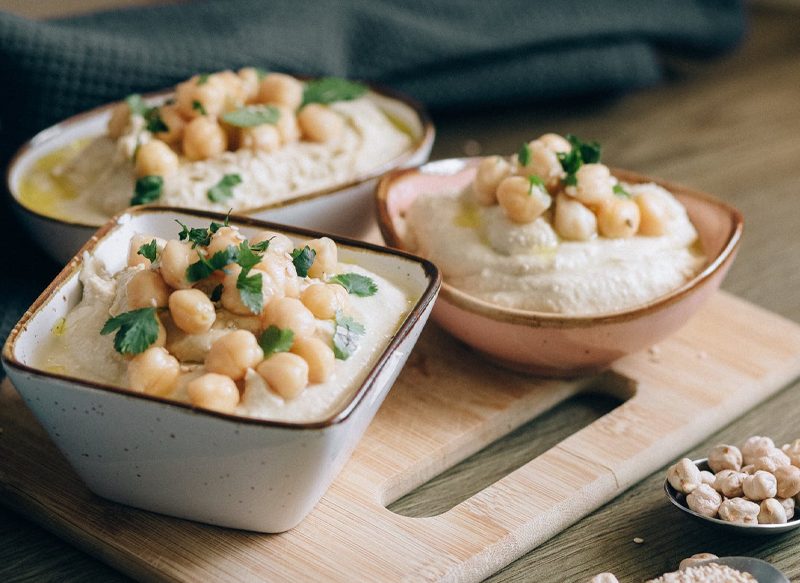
[37, 227, 411, 423]
[407, 147, 705, 316]
[18, 72, 413, 225]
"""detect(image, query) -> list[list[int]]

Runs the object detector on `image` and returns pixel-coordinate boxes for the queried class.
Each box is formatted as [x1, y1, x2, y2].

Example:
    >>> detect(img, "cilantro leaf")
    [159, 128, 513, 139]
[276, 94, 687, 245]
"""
[145, 107, 169, 134]
[125, 94, 149, 117]
[258, 326, 295, 356]
[558, 134, 603, 186]
[236, 269, 263, 314]
[236, 240, 264, 271]
[250, 239, 271, 253]
[207, 174, 242, 203]
[100, 308, 160, 355]
[192, 100, 207, 116]
[528, 175, 546, 193]
[176, 214, 232, 248]
[222, 105, 280, 128]
[131, 175, 163, 205]
[291, 246, 316, 277]
[210, 284, 223, 302]
[328, 273, 378, 297]
[302, 77, 367, 107]
[137, 239, 158, 263]
[332, 311, 365, 360]
[186, 245, 238, 282]
[613, 184, 631, 198]
[518, 143, 531, 167]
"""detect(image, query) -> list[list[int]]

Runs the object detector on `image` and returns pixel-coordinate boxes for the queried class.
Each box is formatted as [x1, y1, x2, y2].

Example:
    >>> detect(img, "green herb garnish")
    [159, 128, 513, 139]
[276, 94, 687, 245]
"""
[192, 100, 207, 115]
[332, 311, 365, 360]
[207, 174, 242, 203]
[210, 284, 223, 302]
[328, 273, 378, 297]
[101, 308, 160, 355]
[175, 213, 231, 248]
[518, 143, 531, 167]
[301, 77, 368, 107]
[557, 134, 602, 186]
[255, 68, 269, 81]
[528, 175, 546, 193]
[125, 94, 149, 117]
[196, 73, 211, 85]
[258, 325, 295, 356]
[250, 239, 271, 253]
[131, 175, 163, 205]
[291, 246, 316, 277]
[236, 269, 263, 314]
[137, 239, 158, 263]
[613, 184, 631, 198]
[222, 105, 280, 128]
[236, 240, 264, 271]
[186, 245, 238, 283]
[145, 107, 169, 134]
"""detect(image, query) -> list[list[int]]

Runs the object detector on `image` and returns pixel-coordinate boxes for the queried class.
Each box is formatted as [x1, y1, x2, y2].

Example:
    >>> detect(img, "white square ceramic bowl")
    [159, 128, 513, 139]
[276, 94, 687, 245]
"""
[2, 207, 440, 532]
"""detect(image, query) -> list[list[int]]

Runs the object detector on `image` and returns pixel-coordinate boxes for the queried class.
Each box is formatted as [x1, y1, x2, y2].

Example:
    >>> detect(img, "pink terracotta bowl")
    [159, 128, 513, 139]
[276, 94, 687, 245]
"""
[376, 158, 744, 377]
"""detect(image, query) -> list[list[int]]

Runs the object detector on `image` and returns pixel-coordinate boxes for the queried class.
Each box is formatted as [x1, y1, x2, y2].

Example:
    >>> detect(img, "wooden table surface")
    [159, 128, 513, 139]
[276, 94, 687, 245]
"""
[2, 3, 800, 582]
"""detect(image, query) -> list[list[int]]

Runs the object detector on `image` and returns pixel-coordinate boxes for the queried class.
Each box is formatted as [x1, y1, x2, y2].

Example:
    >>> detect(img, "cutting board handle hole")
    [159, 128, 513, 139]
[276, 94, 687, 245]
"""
[386, 374, 629, 518]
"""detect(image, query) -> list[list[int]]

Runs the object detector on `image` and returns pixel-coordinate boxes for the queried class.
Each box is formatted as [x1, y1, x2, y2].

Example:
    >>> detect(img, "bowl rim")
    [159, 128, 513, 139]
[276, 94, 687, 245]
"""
[5, 78, 435, 229]
[376, 157, 744, 328]
[1, 206, 442, 430]
[663, 458, 800, 532]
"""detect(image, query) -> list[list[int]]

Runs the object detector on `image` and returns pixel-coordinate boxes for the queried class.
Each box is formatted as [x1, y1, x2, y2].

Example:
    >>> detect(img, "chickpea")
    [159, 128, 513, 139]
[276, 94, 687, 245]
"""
[205, 330, 263, 380]
[152, 104, 186, 145]
[742, 435, 775, 465]
[537, 133, 571, 154]
[597, 197, 641, 239]
[496, 176, 552, 224]
[134, 139, 179, 178]
[554, 194, 597, 241]
[127, 346, 180, 396]
[262, 297, 316, 338]
[300, 283, 349, 320]
[160, 240, 200, 289]
[679, 554, 718, 571]
[127, 269, 170, 309]
[186, 373, 239, 413]
[774, 464, 800, 498]
[714, 469, 745, 498]
[686, 484, 722, 518]
[255, 253, 298, 297]
[212, 70, 246, 109]
[517, 140, 562, 185]
[779, 497, 795, 520]
[473, 156, 511, 206]
[718, 497, 759, 524]
[291, 336, 335, 383]
[153, 316, 168, 349]
[206, 226, 244, 257]
[238, 67, 262, 103]
[182, 116, 228, 161]
[275, 106, 300, 144]
[707, 444, 743, 473]
[169, 289, 216, 334]
[635, 191, 670, 236]
[175, 76, 227, 119]
[256, 352, 309, 399]
[666, 458, 702, 494]
[220, 265, 273, 315]
[257, 73, 304, 110]
[305, 237, 338, 278]
[753, 449, 791, 473]
[758, 498, 788, 524]
[298, 104, 344, 143]
[239, 124, 281, 153]
[250, 231, 293, 256]
[742, 470, 777, 500]
[699, 470, 716, 487]
[107, 102, 131, 139]
[128, 233, 163, 268]
[782, 439, 800, 466]
[568, 163, 614, 206]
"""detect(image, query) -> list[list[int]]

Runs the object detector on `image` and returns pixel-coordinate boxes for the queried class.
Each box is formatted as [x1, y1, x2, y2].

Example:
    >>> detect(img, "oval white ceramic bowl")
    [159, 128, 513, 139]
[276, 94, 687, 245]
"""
[2, 207, 441, 532]
[7, 86, 434, 263]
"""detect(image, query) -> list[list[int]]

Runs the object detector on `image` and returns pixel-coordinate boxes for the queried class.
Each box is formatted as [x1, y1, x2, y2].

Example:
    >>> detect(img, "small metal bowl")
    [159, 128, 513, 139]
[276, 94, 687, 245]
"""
[664, 458, 800, 536]
[693, 557, 789, 583]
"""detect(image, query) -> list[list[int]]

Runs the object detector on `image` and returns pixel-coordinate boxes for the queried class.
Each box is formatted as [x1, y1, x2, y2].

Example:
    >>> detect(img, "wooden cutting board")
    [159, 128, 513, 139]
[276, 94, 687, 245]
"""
[2, 291, 800, 582]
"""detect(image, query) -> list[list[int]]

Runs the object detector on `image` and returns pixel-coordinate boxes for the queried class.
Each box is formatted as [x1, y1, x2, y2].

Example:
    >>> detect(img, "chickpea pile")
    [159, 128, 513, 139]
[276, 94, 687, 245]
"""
[472, 133, 671, 240]
[108, 69, 348, 180]
[666, 436, 800, 525]
[120, 223, 358, 414]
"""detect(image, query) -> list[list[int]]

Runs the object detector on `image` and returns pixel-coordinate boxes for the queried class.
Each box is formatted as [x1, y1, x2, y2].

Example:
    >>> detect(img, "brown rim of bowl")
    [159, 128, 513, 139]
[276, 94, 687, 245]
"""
[376, 157, 744, 329]
[1, 206, 442, 430]
[5, 79, 435, 229]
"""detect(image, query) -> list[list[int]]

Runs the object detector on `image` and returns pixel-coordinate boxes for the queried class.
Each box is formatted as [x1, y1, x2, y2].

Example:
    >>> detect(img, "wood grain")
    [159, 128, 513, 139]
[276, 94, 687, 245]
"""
[2, 3, 800, 583]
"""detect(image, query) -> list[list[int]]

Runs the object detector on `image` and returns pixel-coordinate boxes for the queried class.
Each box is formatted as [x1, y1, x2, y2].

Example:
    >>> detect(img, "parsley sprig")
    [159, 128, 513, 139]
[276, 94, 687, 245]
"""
[518, 143, 531, 167]
[302, 77, 368, 107]
[291, 246, 316, 277]
[258, 326, 294, 356]
[332, 311, 365, 360]
[613, 184, 631, 198]
[207, 174, 242, 203]
[131, 176, 163, 205]
[101, 308, 160, 355]
[328, 273, 378, 297]
[124, 94, 169, 134]
[557, 134, 602, 186]
[528, 175, 546, 194]
[176, 213, 231, 248]
[137, 239, 158, 263]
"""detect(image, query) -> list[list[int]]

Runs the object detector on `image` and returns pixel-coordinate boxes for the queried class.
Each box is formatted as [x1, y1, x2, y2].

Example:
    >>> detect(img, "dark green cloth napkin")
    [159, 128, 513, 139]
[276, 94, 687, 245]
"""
[0, 0, 745, 363]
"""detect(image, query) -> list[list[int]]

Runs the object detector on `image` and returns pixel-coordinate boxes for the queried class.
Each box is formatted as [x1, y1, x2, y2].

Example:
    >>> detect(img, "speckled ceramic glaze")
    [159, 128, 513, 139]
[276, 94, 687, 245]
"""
[2, 208, 440, 532]
[6, 86, 434, 264]
[376, 158, 743, 377]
